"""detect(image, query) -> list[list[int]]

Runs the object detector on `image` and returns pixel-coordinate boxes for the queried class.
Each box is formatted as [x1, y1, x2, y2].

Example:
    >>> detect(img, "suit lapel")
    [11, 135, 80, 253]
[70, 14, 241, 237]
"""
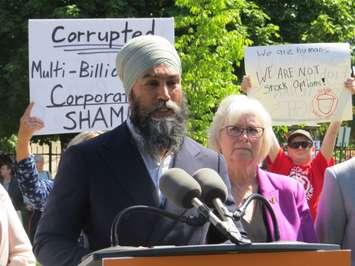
[148, 138, 201, 245]
[257, 169, 280, 241]
[99, 123, 159, 207]
[174, 138, 201, 174]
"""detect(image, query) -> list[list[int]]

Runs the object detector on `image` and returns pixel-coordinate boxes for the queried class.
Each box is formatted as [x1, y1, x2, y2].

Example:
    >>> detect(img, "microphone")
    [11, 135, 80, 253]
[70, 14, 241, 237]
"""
[159, 168, 250, 245]
[193, 168, 251, 245]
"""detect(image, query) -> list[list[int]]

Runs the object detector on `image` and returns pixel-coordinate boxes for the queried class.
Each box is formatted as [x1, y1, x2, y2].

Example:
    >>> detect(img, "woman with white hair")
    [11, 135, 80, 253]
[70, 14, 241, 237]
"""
[208, 94, 317, 242]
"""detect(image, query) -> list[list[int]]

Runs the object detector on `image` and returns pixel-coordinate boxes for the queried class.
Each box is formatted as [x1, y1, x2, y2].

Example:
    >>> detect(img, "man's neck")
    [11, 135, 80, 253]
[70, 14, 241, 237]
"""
[157, 149, 168, 161]
[292, 157, 311, 165]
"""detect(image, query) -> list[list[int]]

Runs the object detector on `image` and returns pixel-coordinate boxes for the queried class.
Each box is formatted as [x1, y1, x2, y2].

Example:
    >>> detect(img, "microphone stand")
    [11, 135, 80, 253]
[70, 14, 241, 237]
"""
[211, 198, 251, 245]
[110, 205, 207, 246]
[233, 193, 280, 241]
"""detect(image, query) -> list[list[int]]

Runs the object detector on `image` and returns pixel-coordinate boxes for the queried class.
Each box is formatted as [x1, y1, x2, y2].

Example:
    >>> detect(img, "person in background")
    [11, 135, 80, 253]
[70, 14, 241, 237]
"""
[241, 75, 355, 219]
[208, 94, 317, 242]
[34, 35, 233, 266]
[316, 157, 355, 266]
[15, 102, 101, 243]
[0, 158, 24, 211]
[34, 154, 52, 180]
[0, 184, 36, 266]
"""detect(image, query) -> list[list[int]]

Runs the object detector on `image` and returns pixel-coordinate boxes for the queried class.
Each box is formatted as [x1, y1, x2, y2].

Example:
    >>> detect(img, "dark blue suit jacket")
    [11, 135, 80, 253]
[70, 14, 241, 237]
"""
[34, 122, 230, 266]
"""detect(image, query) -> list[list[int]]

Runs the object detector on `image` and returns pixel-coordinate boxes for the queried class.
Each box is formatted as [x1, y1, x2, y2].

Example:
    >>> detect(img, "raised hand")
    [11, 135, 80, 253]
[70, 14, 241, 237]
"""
[18, 102, 44, 141]
[240, 75, 252, 94]
[344, 77, 355, 95]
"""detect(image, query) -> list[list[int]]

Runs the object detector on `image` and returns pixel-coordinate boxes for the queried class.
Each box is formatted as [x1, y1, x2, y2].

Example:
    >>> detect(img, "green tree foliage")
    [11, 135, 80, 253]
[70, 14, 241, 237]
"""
[0, 134, 17, 154]
[175, 0, 278, 144]
[251, 0, 355, 61]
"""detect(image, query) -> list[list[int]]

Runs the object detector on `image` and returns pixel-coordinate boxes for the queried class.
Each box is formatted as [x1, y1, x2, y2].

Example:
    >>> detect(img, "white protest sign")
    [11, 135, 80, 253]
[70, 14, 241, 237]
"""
[245, 43, 352, 125]
[28, 18, 174, 135]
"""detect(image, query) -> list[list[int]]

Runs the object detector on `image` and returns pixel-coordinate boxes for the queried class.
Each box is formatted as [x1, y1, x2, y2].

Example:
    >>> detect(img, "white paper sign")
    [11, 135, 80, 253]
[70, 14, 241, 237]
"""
[28, 18, 174, 135]
[245, 43, 352, 125]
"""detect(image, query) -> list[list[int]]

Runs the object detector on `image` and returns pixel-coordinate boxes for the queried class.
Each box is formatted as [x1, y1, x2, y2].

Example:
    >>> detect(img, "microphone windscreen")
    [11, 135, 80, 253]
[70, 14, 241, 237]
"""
[193, 168, 228, 206]
[159, 168, 202, 209]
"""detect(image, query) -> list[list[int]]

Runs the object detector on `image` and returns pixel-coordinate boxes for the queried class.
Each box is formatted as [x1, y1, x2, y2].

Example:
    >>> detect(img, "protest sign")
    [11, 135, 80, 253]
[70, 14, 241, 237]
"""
[28, 18, 174, 135]
[245, 43, 352, 125]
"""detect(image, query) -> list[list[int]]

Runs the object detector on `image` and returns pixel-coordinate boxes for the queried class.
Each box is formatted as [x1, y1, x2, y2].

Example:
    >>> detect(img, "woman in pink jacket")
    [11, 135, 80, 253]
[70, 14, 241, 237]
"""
[0, 184, 35, 265]
[208, 95, 317, 242]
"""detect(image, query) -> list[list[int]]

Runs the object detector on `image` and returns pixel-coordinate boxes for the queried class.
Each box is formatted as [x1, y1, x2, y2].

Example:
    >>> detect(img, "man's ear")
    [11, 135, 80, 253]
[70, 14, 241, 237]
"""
[128, 91, 133, 104]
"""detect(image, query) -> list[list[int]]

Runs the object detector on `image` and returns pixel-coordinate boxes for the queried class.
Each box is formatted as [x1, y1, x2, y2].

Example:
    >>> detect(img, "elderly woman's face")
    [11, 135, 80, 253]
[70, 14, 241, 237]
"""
[218, 114, 263, 167]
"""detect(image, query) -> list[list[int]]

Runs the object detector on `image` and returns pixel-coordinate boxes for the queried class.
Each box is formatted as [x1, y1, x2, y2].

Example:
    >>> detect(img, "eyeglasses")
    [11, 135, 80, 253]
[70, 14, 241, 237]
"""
[222, 125, 264, 139]
[288, 141, 312, 149]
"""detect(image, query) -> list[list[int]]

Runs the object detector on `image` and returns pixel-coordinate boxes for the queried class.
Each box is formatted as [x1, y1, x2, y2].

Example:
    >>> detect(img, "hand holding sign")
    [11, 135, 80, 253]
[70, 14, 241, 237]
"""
[18, 102, 45, 141]
[331, 77, 355, 121]
[240, 75, 252, 94]
[241, 75, 252, 94]
[344, 78, 355, 95]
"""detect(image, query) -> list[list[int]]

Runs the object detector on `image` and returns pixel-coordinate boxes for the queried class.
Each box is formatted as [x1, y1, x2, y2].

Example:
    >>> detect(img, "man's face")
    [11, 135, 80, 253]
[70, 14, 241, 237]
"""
[287, 136, 314, 165]
[129, 64, 183, 115]
[129, 64, 187, 158]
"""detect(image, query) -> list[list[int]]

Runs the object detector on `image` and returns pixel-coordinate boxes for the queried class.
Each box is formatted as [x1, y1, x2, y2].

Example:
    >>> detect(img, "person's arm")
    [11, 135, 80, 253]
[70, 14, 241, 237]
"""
[15, 102, 52, 210]
[319, 120, 341, 161]
[15, 156, 54, 210]
[319, 78, 355, 161]
[268, 131, 282, 163]
[315, 167, 345, 244]
[0, 186, 36, 265]
[241, 75, 281, 162]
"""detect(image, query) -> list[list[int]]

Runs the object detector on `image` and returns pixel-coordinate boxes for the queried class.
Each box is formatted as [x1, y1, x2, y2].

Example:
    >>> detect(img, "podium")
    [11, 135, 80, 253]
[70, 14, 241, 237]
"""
[79, 243, 350, 266]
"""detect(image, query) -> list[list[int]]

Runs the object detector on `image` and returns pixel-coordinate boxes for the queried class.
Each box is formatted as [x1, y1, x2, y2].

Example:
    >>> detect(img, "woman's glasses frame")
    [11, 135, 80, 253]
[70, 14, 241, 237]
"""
[221, 125, 264, 140]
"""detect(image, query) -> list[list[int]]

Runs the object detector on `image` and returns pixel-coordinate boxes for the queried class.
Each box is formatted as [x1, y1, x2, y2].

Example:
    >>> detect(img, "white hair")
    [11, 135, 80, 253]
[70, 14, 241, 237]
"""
[67, 131, 102, 148]
[208, 94, 273, 164]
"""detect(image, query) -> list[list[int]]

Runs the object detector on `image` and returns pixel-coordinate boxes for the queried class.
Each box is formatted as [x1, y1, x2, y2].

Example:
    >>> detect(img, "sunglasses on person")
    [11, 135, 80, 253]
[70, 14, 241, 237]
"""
[288, 141, 313, 149]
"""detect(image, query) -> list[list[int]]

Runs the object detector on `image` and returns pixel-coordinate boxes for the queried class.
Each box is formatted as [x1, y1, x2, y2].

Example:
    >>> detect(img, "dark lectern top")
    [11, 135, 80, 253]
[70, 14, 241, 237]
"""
[79, 242, 340, 266]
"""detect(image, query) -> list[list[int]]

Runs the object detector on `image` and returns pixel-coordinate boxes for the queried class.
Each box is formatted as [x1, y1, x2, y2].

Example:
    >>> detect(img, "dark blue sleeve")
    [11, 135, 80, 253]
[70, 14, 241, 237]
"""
[33, 147, 90, 266]
[15, 155, 54, 210]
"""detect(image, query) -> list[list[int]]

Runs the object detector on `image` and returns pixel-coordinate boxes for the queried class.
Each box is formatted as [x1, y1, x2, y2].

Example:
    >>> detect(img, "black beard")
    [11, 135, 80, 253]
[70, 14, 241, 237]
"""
[130, 97, 188, 159]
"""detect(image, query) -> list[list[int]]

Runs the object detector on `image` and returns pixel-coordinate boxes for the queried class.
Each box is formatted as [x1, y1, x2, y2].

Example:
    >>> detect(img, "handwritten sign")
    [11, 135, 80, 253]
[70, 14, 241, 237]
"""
[28, 18, 174, 135]
[244, 43, 352, 125]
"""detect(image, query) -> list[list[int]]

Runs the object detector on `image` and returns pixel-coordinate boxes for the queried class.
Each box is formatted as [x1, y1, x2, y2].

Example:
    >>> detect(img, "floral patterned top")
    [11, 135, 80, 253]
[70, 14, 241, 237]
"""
[15, 155, 54, 211]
